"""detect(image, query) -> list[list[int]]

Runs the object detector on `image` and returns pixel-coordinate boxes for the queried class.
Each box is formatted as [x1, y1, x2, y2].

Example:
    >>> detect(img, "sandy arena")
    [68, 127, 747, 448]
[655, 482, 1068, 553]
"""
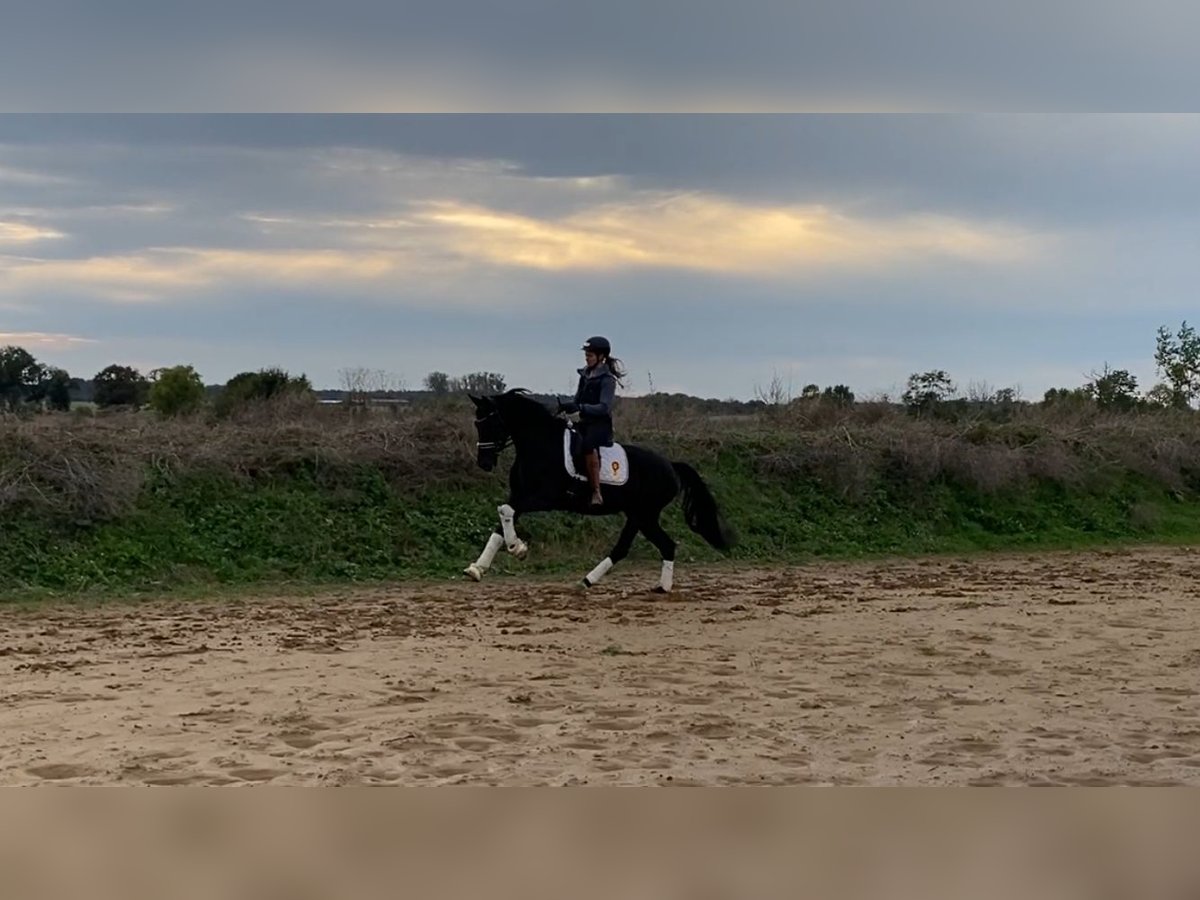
[2, 545, 1199, 786]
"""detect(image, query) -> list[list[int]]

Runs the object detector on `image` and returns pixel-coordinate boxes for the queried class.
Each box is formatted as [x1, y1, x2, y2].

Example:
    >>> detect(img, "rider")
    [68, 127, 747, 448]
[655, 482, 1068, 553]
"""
[559, 336, 624, 506]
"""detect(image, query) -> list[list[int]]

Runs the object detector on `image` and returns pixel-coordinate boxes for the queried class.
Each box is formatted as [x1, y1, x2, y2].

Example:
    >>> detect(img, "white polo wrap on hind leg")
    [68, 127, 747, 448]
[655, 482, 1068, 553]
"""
[659, 560, 674, 592]
[583, 557, 614, 587]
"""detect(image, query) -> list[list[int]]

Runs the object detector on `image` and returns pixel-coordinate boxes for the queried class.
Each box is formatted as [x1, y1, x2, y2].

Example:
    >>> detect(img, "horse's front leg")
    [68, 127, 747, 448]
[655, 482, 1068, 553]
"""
[464, 530, 505, 582]
[464, 499, 525, 582]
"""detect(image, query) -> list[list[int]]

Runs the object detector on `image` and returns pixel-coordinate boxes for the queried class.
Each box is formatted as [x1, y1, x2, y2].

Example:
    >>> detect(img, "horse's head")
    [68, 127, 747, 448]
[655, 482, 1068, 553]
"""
[469, 394, 509, 472]
[471, 390, 559, 471]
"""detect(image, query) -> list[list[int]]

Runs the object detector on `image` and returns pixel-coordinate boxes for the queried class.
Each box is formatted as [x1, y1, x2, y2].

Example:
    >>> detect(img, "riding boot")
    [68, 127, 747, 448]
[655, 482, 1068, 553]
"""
[586, 452, 604, 505]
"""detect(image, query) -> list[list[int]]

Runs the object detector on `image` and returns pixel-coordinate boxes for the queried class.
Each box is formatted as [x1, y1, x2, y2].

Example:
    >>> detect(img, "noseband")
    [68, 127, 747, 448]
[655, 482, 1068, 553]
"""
[474, 409, 510, 453]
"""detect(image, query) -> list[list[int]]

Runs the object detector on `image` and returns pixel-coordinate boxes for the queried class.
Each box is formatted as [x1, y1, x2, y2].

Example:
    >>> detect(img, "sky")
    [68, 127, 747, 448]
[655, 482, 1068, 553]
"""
[2, 114, 1198, 400]
[2, 1, 1199, 112]
[1, 0, 1198, 400]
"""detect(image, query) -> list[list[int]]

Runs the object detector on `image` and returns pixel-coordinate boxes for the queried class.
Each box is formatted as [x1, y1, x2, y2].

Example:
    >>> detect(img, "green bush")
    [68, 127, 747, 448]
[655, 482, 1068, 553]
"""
[148, 365, 206, 417]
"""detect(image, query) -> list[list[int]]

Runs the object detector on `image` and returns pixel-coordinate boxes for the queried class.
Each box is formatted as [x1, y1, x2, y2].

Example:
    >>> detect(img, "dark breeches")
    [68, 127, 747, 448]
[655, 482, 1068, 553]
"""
[577, 420, 613, 453]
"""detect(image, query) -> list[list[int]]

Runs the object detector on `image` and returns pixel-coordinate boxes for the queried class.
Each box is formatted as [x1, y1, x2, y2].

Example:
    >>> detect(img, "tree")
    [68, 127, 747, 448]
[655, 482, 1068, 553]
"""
[44, 367, 73, 411]
[0, 345, 46, 411]
[93, 364, 149, 408]
[1043, 387, 1089, 407]
[1143, 383, 1177, 409]
[148, 365, 206, 417]
[217, 367, 312, 415]
[452, 372, 506, 394]
[253, 367, 311, 398]
[800, 383, 821, 400]
[1155, 321, 1200, 408]
[339, 367, 405, 404]
[902, 370, 956, 414]
[753, 371, 791, 406]
[1084, 364, 1139, 411]
[424, 371, 451, 394]
[822, 384, 856, 406]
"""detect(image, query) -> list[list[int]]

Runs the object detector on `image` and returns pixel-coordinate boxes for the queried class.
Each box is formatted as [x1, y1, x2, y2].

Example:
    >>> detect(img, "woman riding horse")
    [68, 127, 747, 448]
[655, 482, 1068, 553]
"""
[466, 385, 736, 592]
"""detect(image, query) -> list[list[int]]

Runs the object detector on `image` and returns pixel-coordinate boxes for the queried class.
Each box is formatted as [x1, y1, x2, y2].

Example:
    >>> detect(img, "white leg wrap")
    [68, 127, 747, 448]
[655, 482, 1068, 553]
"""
[497, 504, 528, 557]
[582, 557, 614, 587]
[464, 532, 504, 581]
[659, 560, 675, 592]
[498, 504, 517, 546]
[477, 532, 504, 568]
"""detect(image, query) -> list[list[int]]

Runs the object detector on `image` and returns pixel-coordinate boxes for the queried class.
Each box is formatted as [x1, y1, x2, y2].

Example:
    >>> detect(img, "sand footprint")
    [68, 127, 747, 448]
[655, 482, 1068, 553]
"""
[26, 763, 94, 781]
[226, 767, 288, 782]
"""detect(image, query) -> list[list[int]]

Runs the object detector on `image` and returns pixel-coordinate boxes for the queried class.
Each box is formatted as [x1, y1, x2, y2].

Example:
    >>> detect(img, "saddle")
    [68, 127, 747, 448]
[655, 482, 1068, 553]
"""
[563, 428, 629, 486]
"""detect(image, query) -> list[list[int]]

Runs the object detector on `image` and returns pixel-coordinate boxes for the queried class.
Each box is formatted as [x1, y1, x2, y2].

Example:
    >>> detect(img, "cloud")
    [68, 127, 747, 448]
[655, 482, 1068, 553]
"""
[0, 203, 173, 219]
[415, 194, 1043, 274]
[0, 247, 420, 303]
[0, 331, 96, 349]
[0, 163, 75, 186]
[4, 2, 1198, 112]
[2, 130, 1054, 314]
[0, 188, 1044, 310]
[0, 221, 66, 243]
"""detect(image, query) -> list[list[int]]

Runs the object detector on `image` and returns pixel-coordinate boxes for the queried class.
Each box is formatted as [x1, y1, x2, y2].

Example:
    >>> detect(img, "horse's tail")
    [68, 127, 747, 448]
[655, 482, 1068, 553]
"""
[672, 462, 737, 552]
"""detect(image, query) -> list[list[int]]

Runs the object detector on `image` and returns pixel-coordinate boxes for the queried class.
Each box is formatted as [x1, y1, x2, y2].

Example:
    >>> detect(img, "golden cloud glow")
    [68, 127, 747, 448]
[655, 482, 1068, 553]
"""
[415, 194, 1041, 273]
[0, 248, 412, 302]
[0, 331, 96, 349]
[0, 192, 1043, 304]
[0, 221, 65, 243]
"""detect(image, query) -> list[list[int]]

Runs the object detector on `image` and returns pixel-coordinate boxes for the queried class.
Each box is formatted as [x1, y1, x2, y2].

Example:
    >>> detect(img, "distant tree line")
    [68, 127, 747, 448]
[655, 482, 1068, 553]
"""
[4, 320, 1200, 418]
[0, 349, 516, 419]
[891, 321, 1200, 417]
[423, 371, 507, 395]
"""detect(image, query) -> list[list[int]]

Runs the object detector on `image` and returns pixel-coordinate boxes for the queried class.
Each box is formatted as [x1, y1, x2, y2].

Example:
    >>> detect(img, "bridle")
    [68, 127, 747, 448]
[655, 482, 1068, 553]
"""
[474, 409, 511, 453]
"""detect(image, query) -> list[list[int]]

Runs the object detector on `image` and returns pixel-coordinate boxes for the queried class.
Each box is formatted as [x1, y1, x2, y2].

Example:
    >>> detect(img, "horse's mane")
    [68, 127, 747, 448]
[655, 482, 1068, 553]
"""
[492, 388, 559, 425]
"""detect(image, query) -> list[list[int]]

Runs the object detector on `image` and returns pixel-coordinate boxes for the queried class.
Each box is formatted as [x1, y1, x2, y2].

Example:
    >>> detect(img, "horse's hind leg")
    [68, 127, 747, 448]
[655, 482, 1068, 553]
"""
[580, 516, 638, 588]
[639, 514, 677, 593]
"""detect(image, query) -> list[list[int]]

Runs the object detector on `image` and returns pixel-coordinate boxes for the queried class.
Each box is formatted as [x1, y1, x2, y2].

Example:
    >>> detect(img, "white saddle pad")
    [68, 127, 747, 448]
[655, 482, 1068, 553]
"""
[564, 430, 630, 485]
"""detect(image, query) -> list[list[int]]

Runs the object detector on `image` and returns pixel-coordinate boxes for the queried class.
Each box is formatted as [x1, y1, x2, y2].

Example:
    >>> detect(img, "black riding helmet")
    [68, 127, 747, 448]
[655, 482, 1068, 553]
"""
[581, 336, 611, 355]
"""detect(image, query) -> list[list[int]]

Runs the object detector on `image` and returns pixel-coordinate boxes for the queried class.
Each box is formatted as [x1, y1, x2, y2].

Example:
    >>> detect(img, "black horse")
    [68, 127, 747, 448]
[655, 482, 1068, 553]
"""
[466, 390, 735, 591]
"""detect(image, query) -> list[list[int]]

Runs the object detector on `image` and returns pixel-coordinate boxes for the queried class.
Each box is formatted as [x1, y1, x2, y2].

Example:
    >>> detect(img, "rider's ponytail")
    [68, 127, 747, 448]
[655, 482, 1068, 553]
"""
[605, 356, 627, 387]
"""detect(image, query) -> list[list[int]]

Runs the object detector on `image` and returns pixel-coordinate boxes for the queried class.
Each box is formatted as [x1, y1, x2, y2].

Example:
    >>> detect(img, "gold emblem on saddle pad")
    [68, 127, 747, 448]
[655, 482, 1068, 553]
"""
[611, 461, 620, 474]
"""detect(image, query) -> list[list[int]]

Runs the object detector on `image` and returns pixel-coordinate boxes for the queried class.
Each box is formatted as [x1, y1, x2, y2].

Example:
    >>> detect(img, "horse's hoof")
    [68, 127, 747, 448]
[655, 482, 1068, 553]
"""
[508, 540, 528, 560]
[464, 565, 483, 582]
[651, 585, 669, 594]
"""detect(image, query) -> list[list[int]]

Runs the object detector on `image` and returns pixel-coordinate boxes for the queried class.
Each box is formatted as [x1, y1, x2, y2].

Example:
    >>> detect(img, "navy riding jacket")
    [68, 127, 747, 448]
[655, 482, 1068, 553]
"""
[562, 363, 616, 422]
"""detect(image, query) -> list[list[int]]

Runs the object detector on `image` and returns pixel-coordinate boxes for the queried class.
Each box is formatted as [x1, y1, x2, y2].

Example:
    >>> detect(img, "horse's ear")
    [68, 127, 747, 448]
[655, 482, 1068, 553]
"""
[468, 394, 482, 408]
